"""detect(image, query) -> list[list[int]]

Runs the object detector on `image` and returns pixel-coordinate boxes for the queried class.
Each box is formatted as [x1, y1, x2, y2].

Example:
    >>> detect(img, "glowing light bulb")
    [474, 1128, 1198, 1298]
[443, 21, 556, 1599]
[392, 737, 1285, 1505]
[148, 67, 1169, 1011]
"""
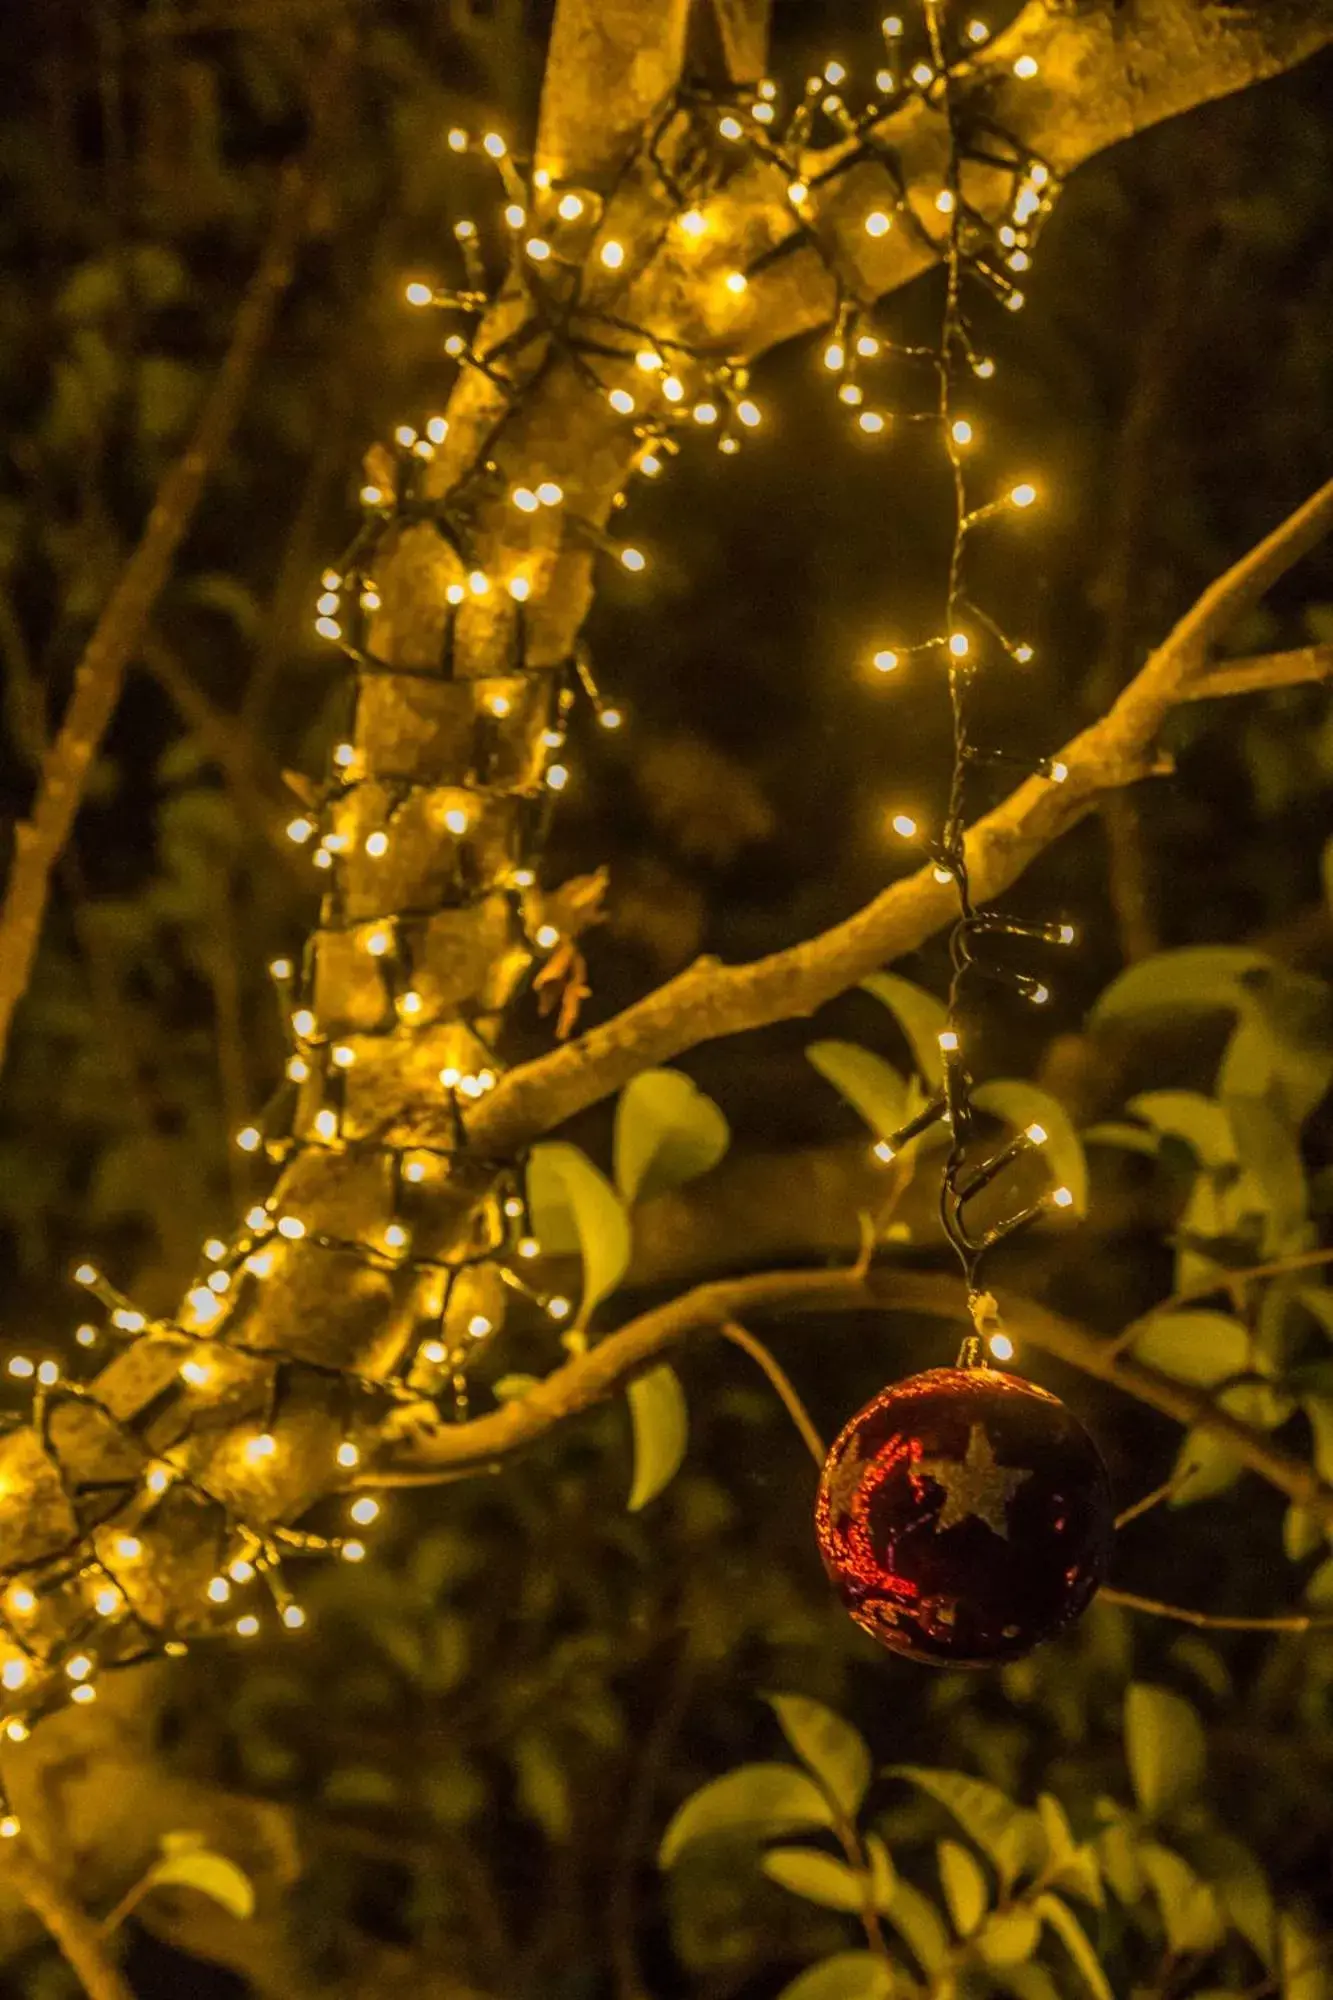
[482, 132, 507, 158]
[839, 383, 863, 406]
[426, 415, 448, 443]
[444, 807, 469, 835]
[824, 60, 846, 85]
[66, 1654, 93, 1681]
[1013, 54, 1039, 79]
[736, 399, 761, 428]
[600, 241, 625, 270]
[365, 929, 392, 958]
[864, 210, 892, 238]
[680, 208, 707, 238]
[620, 546, 646, 572]
[145, 1465, 172, 1495]
[557, 192, 585, 221]
[360, 484, 384, 507]
[693, 402, 718, 426]
[6, 1722, 28, 1743]
[547, 1295, 572, 1321]
[661, 375, 684, 403]
[725, 270, 748, 295]
[1058, 923, 1076, 944]
[512, 486, 539, 512]
[891, 814, 917, 838]
[1030, 983, 1050, 1006]
[236, 1614, 260, 1637]
[504, 204, 525, 229]
[236, 1126, 262, 1153]
[537, 481, 563, 506]
[872, 1140, 896, 1164]
[518, 1236, 540, 1259]
[292, 1007, 316, 1037]
[1010, 482, 1037, 508]
[207, 1577, 231, 1604]
[823, 342, 845, 372]
[276, 1216, 306, 1241]
[447, 127, 468, 152]
[947, 632, 970, 660]
[384, 1224, 408, 1251]
[787, 180, 808, 205]
[230, 1559, 255, 1584]
[1051, 1186, 1075, 1208]
[468, 570, 490, 596]
[76, 1323, 97, 1346]
[718, 115, 743, 140]
[399, 989, 424, 1017]
[1013, 643, 1035, 664]
[911, 62, 934, 87]
[859, 411, 885, 435]
[951, 419, 973, 446]
[245, 1434, 277, 1463]
[1, 1660, 28, 1691]
[286, 817, 314, 845]
[989, 1332, 1014, 1361]
[608, 388, 635, 415]
[71, 1684, 96, 1704]
[282, 1605, 306, 1629]
[350, 1497, 380, 1526]
[535, 924, 560, 950]
[0, 1814, 20, 1835]
[341, 1541, 366, 1563]
[1025, 1124, 1049, 1146]
[546, 764, 569, 791]
[967, 18, 989, 42]
[508, 576, 531, 603]
[364, 831, 389, 859]
[872, 649, 899, 674]
[420, 1340, 447, 1365]
[526, 237, 552, 262]
[337, 1441, 360, 1469]
[938, 1030, 960, 1053]
[467, 1315, 493, 1339]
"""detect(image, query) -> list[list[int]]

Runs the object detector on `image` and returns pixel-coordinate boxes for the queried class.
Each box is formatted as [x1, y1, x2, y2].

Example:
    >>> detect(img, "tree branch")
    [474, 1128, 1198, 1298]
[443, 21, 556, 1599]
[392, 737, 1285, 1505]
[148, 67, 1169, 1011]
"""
[0, 149, 312, 1080]
[535, 0, 692, 182]
[373, 1262, 1333, 1535]
[1099, 1587, 1333, 1635]
[4, 1846, 136, 2000]
[444, 477, 1333, 1157]
[1186, 643, 1333, 701]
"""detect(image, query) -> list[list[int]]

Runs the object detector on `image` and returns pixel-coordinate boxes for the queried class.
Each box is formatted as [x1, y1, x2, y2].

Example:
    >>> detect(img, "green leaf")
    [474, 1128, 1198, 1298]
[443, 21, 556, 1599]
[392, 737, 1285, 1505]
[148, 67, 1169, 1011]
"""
[775, 1951, 895, 2000]
[1138, 1843, 1224, 1955]
[977, 1908, 1042, 1968]
[762, 1847, 869, 1912]
[1082, 1121, 1163, 1158]
[659, 1764, 836, 1867]
[861, 973, 949, 1086]
[1224, 1095, 1309, 1249]
[887, 1768, 1043, 1886]
[627, 1365, 688, 1510]
[1037, 1795, 1103, 1906]
[881, 1879, 950, 1974]
[492, 1373, 541, 1403]
[938, 1839, 988, 1936]
[1219, 971, 1333, 1126]
[1126, 1092, 1236, 1168]
[613, 1069, 730, 1206]
[1280, 1912, 1331, 2000]
[1092, 948, 1273, 1030]
[767, 1694, 871, 1818]
[972, 1080, 1088, 1215]
[865, 1835, 897, 1912]
[146, 1848, 254, 1920]
[1168, 1427, 1245, 1508]
[807, 1042, 907, 1142]
[1035, 1893, 1113, 2000]
[1128, 1310, 1251, 1387]
[512, 1732, 571, 1841]
[1304, 1397, 1333, 1480]
[527, 1141, 631, 1322]
[1125, 1684, 1206, 1818]
[1304, 1555, 1333, 1606]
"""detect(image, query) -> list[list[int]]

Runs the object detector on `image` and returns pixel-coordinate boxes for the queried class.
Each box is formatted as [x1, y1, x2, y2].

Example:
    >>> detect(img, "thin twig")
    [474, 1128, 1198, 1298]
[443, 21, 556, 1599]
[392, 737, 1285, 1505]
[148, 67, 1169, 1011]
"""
[1186, 643, 1333, 701]
[1100, 1587, 1333, 1635]
[1114, 1475, 1187, 1531]
[5, 1844, 137, 2000]
[720, 1319, 826, 1467]
[0, 142, 312, 1080]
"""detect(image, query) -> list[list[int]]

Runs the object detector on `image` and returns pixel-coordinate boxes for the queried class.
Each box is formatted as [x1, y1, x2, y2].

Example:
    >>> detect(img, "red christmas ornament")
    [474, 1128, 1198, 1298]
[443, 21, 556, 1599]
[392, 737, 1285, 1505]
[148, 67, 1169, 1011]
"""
[815, 1366, 1113, 1667]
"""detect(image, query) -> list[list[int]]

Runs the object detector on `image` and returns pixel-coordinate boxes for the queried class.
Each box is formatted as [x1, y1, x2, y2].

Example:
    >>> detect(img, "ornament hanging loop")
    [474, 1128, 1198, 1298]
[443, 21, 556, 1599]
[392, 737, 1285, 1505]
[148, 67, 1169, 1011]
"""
[958, 1288, 1002, 1369]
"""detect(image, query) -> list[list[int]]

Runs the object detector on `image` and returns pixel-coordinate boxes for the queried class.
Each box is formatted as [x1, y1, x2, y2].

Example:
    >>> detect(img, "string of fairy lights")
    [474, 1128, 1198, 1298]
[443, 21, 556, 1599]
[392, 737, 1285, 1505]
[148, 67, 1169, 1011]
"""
[0, 5, 1073, 1833]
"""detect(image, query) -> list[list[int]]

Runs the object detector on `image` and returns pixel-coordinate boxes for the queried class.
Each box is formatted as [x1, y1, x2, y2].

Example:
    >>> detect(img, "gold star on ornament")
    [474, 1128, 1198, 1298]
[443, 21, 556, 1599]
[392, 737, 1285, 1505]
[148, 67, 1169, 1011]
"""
[915, 1424, 1030, 1541]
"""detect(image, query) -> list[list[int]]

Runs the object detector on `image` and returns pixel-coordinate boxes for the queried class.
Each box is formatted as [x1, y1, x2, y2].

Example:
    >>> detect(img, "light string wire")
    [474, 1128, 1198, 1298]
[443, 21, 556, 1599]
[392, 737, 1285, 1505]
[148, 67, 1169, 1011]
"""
[0, 14, 1070, 1825]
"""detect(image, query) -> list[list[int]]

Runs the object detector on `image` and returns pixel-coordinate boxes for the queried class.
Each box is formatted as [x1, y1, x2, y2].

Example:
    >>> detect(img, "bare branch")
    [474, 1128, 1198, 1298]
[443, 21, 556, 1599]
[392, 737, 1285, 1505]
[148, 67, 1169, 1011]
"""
[706, 0, 772, 83]
[720, 1320, 825, 1467]
[1100, 1587, 1333, 1635]
[449, 478, 1333, 1157]
[0, 150, 312, 1080]
[374, 1263, 1333, 1535]
[5, 1845, 136, 2000]
[1187, 643, 1333, 701]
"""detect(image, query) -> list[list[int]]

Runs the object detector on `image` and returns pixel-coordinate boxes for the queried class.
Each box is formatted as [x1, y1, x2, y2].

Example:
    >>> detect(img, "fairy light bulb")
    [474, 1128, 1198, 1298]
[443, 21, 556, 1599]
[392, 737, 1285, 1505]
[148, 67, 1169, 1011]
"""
[331, 1044, 356, 1069]
[661, 375, 684, 403]
[526, 238, 552, 262]
[989, 1332, 1015, 1361]
[823, 341, 845, 372]
[693, 402, 718, 426]
[504, 204, 525, 228]
[75, 1323, 97, 1346]
[447, 127, 468, 152]
[1010, 483, 1037, 509]
[547, 1296, 572, 1321]
[1057, 923, 1076, 944]
[599, 706, 622, 729]
[426, 415, 448, 443]
[286, 1057, 309, 1083]
[230, 1558, 256, 1584]
[337, 1441, 360, 1469]
[468, 570, 490, 596]
[0, 1815, 20, 1836]
[292, 1007, 316, 1037]
[276, 1216, 306, 1241]
[600, 240, 625, 269]
[859, 412, 885, 435]
[967, 18, 989, 42]
[935, 189, 955, 215]
[725, 271, 748, 295]
[384, 1224, 408, 1251]
[535, 925, 559, 950]
[951, 419, 973, 446]
[6, 1723, 29, 1744]
[557, 192, 585, 220]
[181, 1357, 210, 1387]
[1013, 643, 1035, 664]
[341, 1541, 366, 1564]
[891, 813, 917, 838]
[787, 180, 808, 206]
[518, 1236, 540, 1259]
[1013, 54, 1039, 79]
[512, 486, 539, 512]
[467, 1315, 493, 1339]
[420, 1340, 447, 1364]
[286, 817, 314, 845]
[236, 1615, 260, 1637]
[911, 62, 934, 87]
[1051, 1186, 1075, 1209]
[864, 211, 892, 238]
[608, 388, 635, 415]
[7, 1587, 34, 1615]
[546, 764, 569, 791]
[872, 1140, 896, 1164]
[365, 929, 392, 957]
[65, 1654, 93, 1681]
[365, 831, 388, 858]
[1, 1660, 29, 1691]
[718, 115, 743, 140]
[736, 400, 761, 428]
[482, 132, 506, 158]
[282, 1605, 306, 1630]
[444, 807, 469, 835]
[938, 1030, 960, 1054]
[679, 208, 707, 238]
[350, 1497, 379, 1526]
[71, 1684, 96, 1704]
[1025, 1124, 1049, 1146]
[948, 632, 970, 659]
[873, 649, 899, 674]
[245, 1433, 277, 1463]
[620, 547, 646, 572]
[236, 1126, 261, 1153]
[207, 1577, 231, 1605]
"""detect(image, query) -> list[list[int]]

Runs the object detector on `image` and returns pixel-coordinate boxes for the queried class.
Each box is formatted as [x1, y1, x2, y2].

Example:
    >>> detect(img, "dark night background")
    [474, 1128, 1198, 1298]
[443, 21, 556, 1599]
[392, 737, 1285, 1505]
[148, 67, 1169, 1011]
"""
[1, 2, 1332, 1995]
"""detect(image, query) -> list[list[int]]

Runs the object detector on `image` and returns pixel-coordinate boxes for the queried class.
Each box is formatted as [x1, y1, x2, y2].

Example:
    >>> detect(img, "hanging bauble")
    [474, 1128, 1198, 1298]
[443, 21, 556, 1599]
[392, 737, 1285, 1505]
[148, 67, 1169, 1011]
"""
[815, 1365, 1113, 1667]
